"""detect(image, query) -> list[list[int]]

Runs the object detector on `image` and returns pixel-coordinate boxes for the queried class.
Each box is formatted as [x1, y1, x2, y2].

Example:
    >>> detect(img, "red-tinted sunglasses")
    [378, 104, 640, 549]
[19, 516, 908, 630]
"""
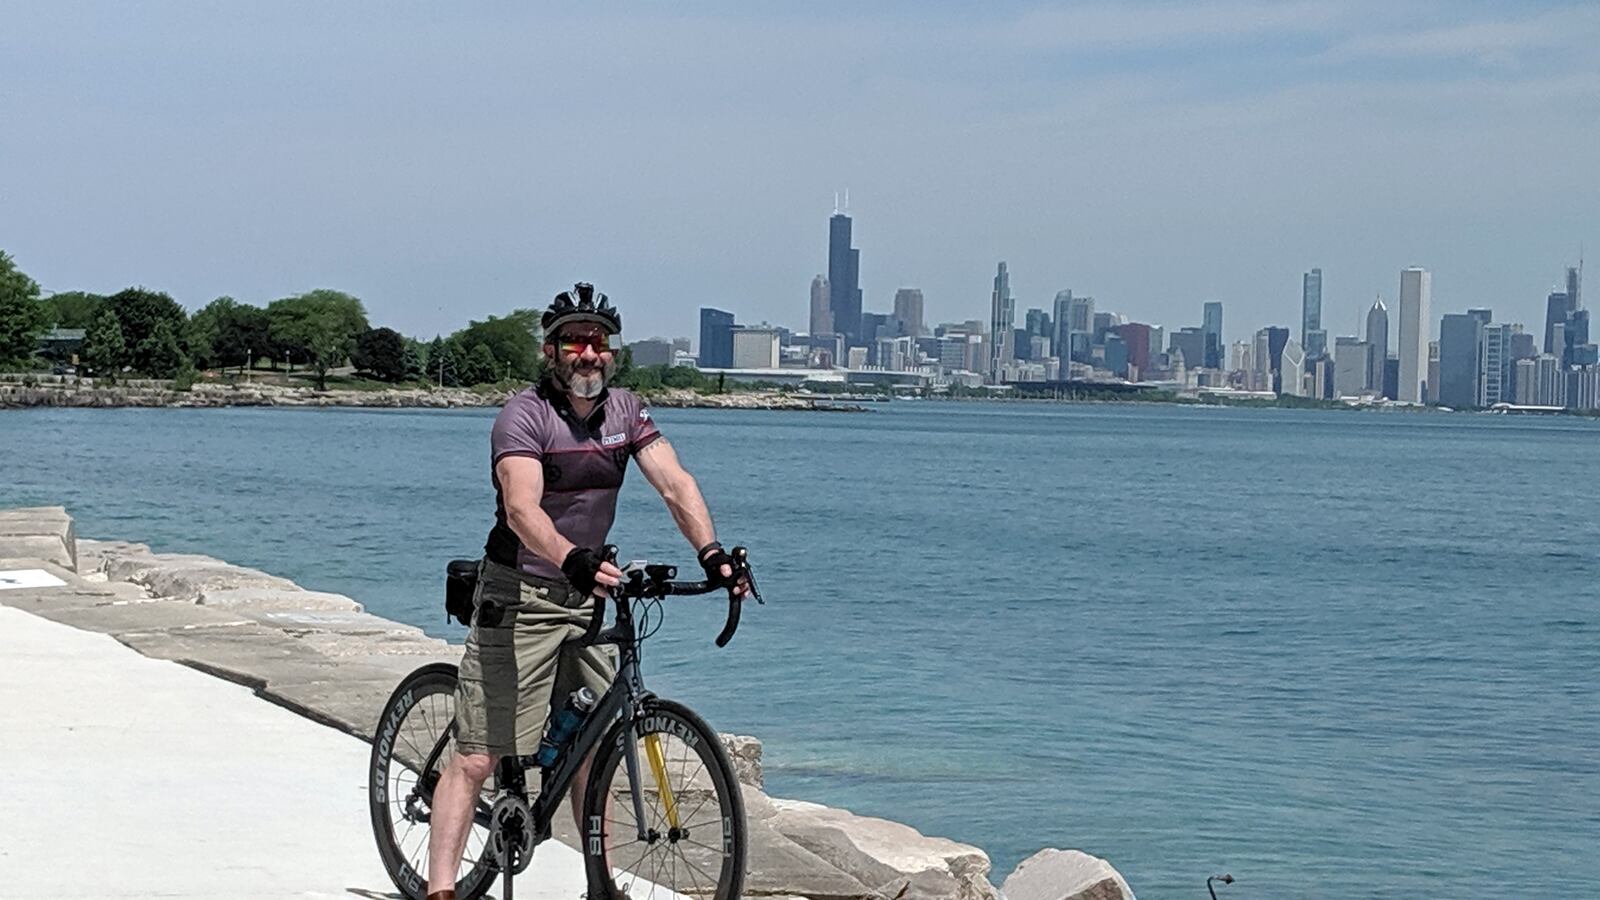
[556, 334, 616, 355]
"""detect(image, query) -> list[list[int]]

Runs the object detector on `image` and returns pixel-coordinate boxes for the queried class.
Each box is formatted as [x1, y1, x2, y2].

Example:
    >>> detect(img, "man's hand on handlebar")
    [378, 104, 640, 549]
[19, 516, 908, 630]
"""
[697, 542, 752, 598]
[562, 547, 625, 598]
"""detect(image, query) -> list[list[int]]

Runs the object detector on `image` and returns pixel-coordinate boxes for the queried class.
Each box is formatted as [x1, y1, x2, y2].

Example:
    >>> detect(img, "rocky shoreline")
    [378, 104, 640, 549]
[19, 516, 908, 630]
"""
[0, 377, 866, 412]
[0, 505, 1133, 900]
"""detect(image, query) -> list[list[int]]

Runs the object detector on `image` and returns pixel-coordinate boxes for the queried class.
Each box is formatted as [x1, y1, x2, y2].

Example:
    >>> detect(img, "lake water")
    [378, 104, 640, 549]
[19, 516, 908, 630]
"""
[4, 401, 1597, 898]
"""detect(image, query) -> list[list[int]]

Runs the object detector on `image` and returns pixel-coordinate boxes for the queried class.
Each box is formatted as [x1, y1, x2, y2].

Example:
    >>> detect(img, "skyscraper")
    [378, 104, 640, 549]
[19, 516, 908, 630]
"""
[1366, 297, 1389, 391]
[698, 307, 735, 369]
[1544, 289, 1570, 356]
[1568, 263, 1582, 313]
[990, 262, 1015, 380]
[1051, 290, 1073, 358]
[1302, 268, 1325, 358]
[1437, 313, 1484, 408]
[892, 288, 925, 338]
[827, 206, 861, 347]
[1333, 336, 1371, 398]
[1482, 322, 1516, 405]
[809, 275, 831, 336]
[1202, 302, 1223, 368]
[1397, 267, 1431, 402]
[1279, 339, 1306, 396]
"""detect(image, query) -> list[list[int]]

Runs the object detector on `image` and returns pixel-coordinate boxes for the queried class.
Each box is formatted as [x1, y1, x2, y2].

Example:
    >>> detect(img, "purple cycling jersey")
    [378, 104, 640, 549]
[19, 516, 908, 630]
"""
[485, 377, 663, 580]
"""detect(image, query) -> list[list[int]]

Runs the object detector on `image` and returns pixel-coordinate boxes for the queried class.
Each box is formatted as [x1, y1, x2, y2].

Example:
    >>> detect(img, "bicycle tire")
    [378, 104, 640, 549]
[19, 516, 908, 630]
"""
[582, 698, 747, 900]
[368, 662, 499, 900]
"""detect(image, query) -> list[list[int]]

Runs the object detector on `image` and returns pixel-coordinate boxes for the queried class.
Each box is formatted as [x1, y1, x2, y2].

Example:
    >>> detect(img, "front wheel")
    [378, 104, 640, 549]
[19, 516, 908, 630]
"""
[582, 699, 747, 900]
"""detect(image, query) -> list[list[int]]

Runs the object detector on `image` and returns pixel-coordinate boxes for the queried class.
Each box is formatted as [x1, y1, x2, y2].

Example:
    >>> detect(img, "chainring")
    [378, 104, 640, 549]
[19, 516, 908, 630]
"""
[486, 794, 537, 875]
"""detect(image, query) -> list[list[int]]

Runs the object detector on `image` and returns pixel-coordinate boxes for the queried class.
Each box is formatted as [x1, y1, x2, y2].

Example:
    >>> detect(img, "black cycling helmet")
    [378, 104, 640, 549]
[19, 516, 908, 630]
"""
[542, 282, 621, 336]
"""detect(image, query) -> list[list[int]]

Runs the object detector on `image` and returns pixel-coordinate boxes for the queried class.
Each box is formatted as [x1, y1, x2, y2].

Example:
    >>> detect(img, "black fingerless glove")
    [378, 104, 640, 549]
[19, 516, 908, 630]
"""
[698, 541, 736, 588]
[562, 547, 603, 596]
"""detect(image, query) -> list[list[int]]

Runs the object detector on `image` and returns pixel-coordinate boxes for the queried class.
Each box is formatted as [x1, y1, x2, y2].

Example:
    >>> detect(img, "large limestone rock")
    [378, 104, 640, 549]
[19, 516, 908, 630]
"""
[767, 798, 999, 900]
[1000, 849, 1134, 900]
[0, 506, 76, 570]
[721, 733, 764, 788]
[99, 551, 300, 601]
[198, 587, 363, 612]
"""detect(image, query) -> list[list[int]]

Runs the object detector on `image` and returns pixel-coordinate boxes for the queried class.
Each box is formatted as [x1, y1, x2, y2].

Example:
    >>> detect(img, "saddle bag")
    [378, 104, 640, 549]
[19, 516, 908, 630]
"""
[445, 559, 480, 626]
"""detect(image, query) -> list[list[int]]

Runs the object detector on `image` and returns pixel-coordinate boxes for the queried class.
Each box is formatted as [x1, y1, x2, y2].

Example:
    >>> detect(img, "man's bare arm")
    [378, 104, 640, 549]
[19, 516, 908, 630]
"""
[496, 456, 620, 592]
[634, 438, 717, 551]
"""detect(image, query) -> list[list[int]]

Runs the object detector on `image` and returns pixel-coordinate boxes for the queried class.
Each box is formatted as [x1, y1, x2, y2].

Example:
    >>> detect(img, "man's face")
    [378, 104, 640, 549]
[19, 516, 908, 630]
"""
[548, 325, 617, 400]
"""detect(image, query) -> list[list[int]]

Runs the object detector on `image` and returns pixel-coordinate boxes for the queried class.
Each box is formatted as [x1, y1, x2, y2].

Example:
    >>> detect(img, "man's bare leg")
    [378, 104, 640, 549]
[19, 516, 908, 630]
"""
[427, 751, 498, 895]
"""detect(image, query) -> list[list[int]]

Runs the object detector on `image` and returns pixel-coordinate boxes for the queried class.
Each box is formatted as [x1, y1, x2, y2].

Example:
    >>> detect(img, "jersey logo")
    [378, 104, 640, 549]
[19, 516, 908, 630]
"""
[602, 433, 627, 447]
[639, 408, 651, 422]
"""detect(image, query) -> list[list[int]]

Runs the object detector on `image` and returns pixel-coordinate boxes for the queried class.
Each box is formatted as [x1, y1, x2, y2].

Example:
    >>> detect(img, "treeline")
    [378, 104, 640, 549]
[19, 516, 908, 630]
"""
[0, 250, 546, 390]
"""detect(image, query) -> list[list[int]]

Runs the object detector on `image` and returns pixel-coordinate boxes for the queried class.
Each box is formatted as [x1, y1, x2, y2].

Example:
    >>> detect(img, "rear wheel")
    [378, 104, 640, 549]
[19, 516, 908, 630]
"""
[368, 663, 499, 900]
[582, 699, 746, 900]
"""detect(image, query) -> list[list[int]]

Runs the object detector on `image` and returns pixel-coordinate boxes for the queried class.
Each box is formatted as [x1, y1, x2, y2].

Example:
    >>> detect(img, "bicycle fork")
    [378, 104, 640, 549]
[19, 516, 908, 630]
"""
[617, 729, 684, 842]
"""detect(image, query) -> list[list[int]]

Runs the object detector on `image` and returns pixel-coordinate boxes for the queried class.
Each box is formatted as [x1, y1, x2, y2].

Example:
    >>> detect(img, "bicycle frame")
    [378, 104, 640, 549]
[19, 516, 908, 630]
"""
[416, 593, 658, 845]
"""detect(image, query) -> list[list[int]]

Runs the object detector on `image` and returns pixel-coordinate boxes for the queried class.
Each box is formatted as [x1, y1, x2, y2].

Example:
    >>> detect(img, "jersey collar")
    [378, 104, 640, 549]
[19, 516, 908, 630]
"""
[537, 375, 609, 432]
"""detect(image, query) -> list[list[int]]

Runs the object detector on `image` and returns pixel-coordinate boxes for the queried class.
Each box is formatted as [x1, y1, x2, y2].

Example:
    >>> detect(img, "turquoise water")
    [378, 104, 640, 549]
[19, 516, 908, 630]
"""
[4, 402, 1598, 898]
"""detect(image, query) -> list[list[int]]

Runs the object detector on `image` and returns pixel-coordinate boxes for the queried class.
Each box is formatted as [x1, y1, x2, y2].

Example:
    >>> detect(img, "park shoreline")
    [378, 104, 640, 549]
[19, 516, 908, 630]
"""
[0, 376, 868, 412]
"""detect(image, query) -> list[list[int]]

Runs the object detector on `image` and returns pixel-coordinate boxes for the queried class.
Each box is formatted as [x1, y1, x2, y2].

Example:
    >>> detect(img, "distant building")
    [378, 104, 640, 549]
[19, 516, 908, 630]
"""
[1333, 337, 1370, 398]
[627, 339, 674, 367]
[1536, 354, 1565, 406]
[1202, 301, 1223, 368]
[809, 275, 831, 337]
[1426, 340, 1440, 404]
[1169, 328, 1206, 375]
[1510, 330, 1537, 361]
[1051, 291, 1074, 358]
[1437, 313, 1484, 408]
[1383, 357, 1400, 400]
[1279, 339, 1306, 396]
[990, 262, 1015, 380]
[731, 328, 780, 369]
[1113, 323, 1153, 374]
[1302, 268, 1323, 356]
[1366, 297, 1389, 391]
[828, 208, 862, 346]
[1067, 295, 1095, 360]
[1569, 366, 1600, 411]
[1104, 333, 1129, 378]
[1481, 323, 1517, 405]
[1514, 358, 1538, 405]
[1398, 268, 1430, 402]
[1024, 307, 1051, 339]
[892, 288, 925, 338]
[1544, 289, 1571, 356]
[698, 308, 735, 368]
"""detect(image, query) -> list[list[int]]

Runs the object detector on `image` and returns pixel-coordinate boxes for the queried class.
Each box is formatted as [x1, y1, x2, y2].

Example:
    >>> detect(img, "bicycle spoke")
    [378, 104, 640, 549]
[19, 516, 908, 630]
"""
[674, 842, 718, 895]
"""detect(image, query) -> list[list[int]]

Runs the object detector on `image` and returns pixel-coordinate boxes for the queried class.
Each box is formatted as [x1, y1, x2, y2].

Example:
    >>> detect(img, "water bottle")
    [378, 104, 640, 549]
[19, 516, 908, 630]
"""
[535, 686, 597, 768]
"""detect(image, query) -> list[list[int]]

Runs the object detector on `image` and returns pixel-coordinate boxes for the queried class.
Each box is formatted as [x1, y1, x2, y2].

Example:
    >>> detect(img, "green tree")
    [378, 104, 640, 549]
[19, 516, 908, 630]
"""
[135, 319, 187, 379]
[81, 309, 126, 380]
[460, 341, 500, 386]
[402, 337, 426, 381]
[39, 291, 106, 329]
[352, 327, 408, 382]
[0, 251, 45, 366]
[105, 287, 189, 374]
[265, 290, 369, 387]
[187, 296, 237, 369]
[450, 309, 543, 381]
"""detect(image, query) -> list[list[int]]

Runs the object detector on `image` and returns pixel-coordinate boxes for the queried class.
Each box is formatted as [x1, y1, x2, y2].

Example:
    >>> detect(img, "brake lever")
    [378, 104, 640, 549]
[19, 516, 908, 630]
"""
[580, 544, 619, 645]
[732, 546, 763, 604]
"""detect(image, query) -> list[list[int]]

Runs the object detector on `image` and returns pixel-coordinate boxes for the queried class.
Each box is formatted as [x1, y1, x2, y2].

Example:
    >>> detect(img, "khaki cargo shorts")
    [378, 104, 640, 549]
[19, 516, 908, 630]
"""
[453, 558, 616, 757]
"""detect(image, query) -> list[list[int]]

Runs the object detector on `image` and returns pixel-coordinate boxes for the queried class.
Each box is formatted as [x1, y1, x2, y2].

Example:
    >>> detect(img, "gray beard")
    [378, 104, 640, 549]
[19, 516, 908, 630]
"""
[555, 358, 613, 399]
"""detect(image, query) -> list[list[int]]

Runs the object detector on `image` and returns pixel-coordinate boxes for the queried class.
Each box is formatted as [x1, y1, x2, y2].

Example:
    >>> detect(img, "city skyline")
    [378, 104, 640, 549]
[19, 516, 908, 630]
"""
[3, 3, 1596, 343]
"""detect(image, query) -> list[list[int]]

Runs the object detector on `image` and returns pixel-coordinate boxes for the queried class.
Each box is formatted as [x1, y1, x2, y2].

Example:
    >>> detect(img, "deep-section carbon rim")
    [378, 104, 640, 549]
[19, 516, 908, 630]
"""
[583, 699, 747, 900]
[368, 663, 499, 900]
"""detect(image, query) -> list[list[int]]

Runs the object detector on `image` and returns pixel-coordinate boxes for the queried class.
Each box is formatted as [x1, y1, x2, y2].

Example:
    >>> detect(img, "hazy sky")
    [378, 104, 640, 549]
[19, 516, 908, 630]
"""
[3, 2, 1596, 346]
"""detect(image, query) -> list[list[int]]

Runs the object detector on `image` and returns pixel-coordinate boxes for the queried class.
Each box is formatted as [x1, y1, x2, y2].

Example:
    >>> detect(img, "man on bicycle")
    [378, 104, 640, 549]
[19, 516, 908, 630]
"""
[426, 283, 750, 900]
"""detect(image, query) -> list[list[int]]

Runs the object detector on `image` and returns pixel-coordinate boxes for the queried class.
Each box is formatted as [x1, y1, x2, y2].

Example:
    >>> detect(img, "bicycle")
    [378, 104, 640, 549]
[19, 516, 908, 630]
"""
[368, 546, 762, 900]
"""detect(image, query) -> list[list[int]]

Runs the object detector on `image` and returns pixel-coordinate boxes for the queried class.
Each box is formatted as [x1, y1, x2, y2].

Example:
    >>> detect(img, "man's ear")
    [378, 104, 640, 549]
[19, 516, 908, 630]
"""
[542, 342, 556, 362]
